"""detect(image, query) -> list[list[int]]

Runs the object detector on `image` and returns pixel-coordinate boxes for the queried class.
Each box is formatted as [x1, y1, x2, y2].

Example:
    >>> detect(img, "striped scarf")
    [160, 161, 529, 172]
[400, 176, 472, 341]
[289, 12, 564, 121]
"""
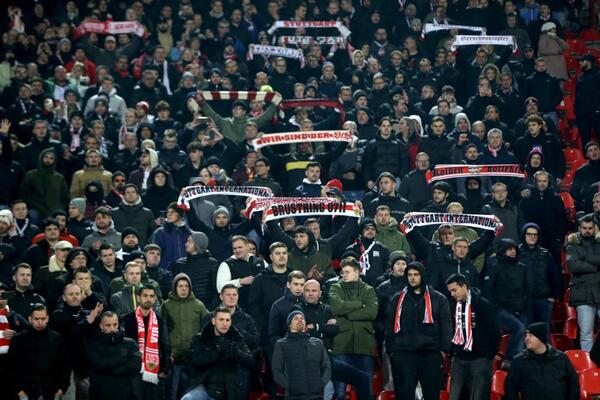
[200, 91, 282, 106]
[393, 287, 434, 333]
[136, 306, 160, 384]
[452, 290, 473, 351]
[0, 306, 11, 354]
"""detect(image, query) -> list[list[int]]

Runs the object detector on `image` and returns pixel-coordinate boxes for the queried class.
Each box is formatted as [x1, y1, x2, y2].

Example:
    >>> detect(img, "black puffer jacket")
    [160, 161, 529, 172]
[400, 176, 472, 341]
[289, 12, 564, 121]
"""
[449, 288, 502, 360]
[268, 288, 304, 345]
[385, 263, 452, 353]
[375, 274, 406, 335]
[173, 252, 219, 310]
[431, 254, 481, 298]
[86, 331, 142, 400]
[398, 169, 432, 211]
[514, 131, 565, 179]
[504, 346, 580, 400]
[519, 242, 562, 300]
[483, 239, 532, 313]
[187, 324, 254, 400]
[248, 266, 290, 341]
[272, 332, 331, 400]
[362, 134, 409, 183]
[420, 133, 453, 167]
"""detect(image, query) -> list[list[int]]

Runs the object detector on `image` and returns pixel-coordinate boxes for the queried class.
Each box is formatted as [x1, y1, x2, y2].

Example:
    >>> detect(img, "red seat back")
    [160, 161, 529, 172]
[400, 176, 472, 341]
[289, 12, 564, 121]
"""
[491, 370, 507, 400]
[579, 368, 600, 396]
[566, 350, 596, 372]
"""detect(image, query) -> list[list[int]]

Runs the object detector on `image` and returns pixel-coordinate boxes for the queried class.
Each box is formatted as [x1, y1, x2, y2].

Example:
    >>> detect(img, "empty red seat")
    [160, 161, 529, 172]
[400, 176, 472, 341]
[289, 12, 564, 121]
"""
[377, 390, 395, 400]
[551, 333, 575, 351]
[566, 350, 596, 372]
[567, 39, 586, 55]
[497, 334, 510, 357]
[562, 78, 577, 95]
[564, 147, 586, 164]
[559, 192, 577, 222]
[491, 370, 507, 400]
[563, 317, 578, 340]
[580, 28, 600, 42]
[249, 393, 270, 400]
[560, 171, 575, 191]
[579, 368, 600, 399]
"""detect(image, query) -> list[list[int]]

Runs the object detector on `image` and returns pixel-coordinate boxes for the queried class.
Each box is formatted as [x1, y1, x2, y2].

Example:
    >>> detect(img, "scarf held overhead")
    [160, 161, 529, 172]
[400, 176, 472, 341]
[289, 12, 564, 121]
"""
[252, 130, 353, 150]
[451, 35, 518, 53]
[200, 91, 283, 106]
[177, 185, 273, 211]
[422, 23, 486, 36]
[399, 212, 502, 233]
[73, 20, 146, 39]
[136, 306, 160, 384]
[260, 197, 362, 222]
[247, 44, 305, 67]
[426, 164, 525, 183]
[267, 20, 352, 39]
[0, 306, 11, 354]
[279, 98, 346, 125]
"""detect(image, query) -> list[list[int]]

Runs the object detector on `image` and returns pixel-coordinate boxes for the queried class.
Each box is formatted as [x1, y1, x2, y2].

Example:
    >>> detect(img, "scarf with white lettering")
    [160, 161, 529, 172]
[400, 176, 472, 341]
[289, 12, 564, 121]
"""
[247, 44, 305, 67]
[451, 35, 517, 53]
[252, 130, 352, 150]
[393, 287, 434, 333]
[136, 306, 160, 384]
[452, 290, 473, 351]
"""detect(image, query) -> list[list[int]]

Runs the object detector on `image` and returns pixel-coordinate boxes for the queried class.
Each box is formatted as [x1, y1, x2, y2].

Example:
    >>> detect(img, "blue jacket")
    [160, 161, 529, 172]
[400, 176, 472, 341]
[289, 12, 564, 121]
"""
[152, 222, 192, 270]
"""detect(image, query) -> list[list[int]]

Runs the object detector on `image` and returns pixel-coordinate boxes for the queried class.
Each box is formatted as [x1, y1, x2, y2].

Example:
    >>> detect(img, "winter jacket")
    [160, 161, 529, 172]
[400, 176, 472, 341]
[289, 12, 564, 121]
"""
[366, 193, 411, 222]
[362, 135, 409, 183]
[151, 221, 192, 270]
[81, 223, 122, 251]
[217, 255, 265, 310]
[566, 233, 600, 307]
[345, 239, 390, 288]
[7, 289, 46, 319]
[19, 147, 70, 218]
[575, 66, 600, 115]
[301, 300, 339, 351]
[188, 213, 253, 262]
[121, 310, 172, 374]
[8, 327, 70, 397]
[70, 165, 113, 199]
[504, 346, 579, 400]
[248, 266, 290, 341]
[91, 263, 123, 297]
[66, 218, 93, 244]
[272, 332, 331, 400]
[375, 275, 406, 335]
[449, 288, 501, 360]
[431, 254, 480, 298]
[420, 133, 453, 167]
[398, 169, 432, 211]
[375, 222, 413, 257]
[519, 243, 562, 300]
[514, 132, 565, 178]
[524, 71, 563, 113]
[111, 200, 156, 245]
[385, 284, 452, 353]
[86, 331, 142, 400]
[571, 160, 600, 210]
[481, 199, 524, 247]
[292, 179, 323, 198]
[173, 252, 219, 310]
[329, 279, 378, 356]
[268, 288, 304, 345]
[187, 323, 254, 400]
[199, 305, 260, 352]
[160, 273, 209, 363]
[483, 243, 532, 314]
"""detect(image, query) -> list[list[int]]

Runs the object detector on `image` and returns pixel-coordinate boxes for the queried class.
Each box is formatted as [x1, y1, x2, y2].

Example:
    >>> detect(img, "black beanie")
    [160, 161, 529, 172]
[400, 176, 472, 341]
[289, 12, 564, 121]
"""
[526, 322, 549, 344]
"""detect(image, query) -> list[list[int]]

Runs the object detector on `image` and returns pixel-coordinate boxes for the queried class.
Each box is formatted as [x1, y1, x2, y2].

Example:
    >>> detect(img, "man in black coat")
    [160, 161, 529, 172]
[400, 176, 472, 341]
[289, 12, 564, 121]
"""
[122, 285, 171, 400]
[504, 322, 579, 400]
[420, 116, 454, 167]
[8, 263, 46, 319]
[8, 304, 70, 400]
[398, 152, 433, 211]
[571, 141, 600, 211]
[431, 237, 481, 298]
[87, 311, 142, 400]
[268, 271, 306, 347]
[523, 58, 563, 124]
[272, 310, 331, 400]
[183, 306, 255, 400]
[385, 262, 452, 400]
[172, 232, 219, 310]
[575, 55, 600, 146]
[345, 219, 390, 288]
[365, 172, 411, 222]
[0, 282, 28, 399]
[446, 274, 502, 400]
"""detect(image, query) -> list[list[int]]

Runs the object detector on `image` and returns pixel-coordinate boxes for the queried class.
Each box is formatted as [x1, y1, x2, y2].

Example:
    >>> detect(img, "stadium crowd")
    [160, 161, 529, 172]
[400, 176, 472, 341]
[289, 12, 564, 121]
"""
[0, 0, 600, 400]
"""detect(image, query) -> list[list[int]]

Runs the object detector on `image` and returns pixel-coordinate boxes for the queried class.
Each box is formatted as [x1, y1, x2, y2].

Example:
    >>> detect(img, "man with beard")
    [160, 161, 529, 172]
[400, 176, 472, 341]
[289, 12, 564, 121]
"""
[122, 285, 171, 399]
[571, 141, 600, 211]
[70, 149, 113, 199]
[86, 311, 142, 400]
[115, 227, 142, 261]
[566, 214, 600, 351]
[22, 218, 62, 272]
[91, 244, 122, 297]
[345, 219, 390, 288]
[446, 274, 501, 400]
[386, 261, 452, 400]
[82, 207, 122, 252]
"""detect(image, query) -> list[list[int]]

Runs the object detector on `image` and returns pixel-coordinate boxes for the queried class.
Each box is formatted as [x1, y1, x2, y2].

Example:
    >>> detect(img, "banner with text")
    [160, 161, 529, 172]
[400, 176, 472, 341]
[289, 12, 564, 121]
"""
[400, 213, 501, 233]
[426, 164, 525, 183]
[252, 130, 353, 150]
[177, 186, 273, 211]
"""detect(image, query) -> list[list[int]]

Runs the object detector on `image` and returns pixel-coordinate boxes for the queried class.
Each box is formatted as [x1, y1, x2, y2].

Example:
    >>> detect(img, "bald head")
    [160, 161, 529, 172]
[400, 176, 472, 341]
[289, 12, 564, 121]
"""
[63, 283, 83, 307]
[303, 279, 321, 304]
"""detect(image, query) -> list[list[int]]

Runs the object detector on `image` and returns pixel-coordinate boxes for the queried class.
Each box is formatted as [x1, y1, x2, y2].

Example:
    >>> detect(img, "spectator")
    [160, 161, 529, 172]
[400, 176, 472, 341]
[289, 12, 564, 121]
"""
[90, 244, 122, 297]
[70, 149, 113, 199]
[571, 141, 600, 211]
[81, 207, 122, 252]
[22, 217, 62, 272]
[8, 263, 45, 319]
[373, 205, 412, 257]
[345, 219, 390, 288]
[151, 202, 192, 270]
[111, 184, 155, 245]
[268, 270, 306, 346]
[398, 152, 432, 211]
[482, 182, 524, 247]
[523, 58, 563, 126]
[574, 55, 600, 147]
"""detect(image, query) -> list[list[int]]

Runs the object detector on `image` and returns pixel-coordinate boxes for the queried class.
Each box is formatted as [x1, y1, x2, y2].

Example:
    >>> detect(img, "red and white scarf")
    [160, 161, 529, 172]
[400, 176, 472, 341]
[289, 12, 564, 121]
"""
[279, 98, 346, 125]
[426, 164, 525, 183]
[73, 20, 145, 39]
[200, 90, 282, 106]
[0, 306, 11, 354]
[452, 290, 473, 351]
[356, 239, 376, 275]
[136, 306, 160, 384]
[393, 287, 434, 333]
[252, 130, 352, 150]
[279, 36, 346, 45]
[247, 44, 305, 67]
[177, 185, 273, 211]
[451, 35, 518, 53]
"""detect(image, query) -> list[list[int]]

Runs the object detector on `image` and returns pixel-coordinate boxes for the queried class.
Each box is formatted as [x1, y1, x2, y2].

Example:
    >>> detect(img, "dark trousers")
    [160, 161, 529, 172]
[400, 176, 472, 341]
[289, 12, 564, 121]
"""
[449, 357, 493, 400]
[333, 355, 373, 400]
[389, 350, 443, 400]
[497, 310, 527, 360]
[331, 357, 372, 400]
[527, 298, 553, 327]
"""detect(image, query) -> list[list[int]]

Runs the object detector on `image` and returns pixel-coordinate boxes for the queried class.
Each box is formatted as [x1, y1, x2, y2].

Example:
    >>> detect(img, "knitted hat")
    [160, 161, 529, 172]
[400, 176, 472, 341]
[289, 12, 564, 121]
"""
[326, 179, 344, 196]
[287, 310, 304, 326]
[526, 322, 549, 344]
[389, 251, 409, 267]
[126, 250, 146, 263]
[360, 218, 377, 233]
[190, 231, 209, 252]
[69, 198, 86, 215]
[206, 156, 221, 168]
[167, 202, 184, 218]
[213, 206, 230, 221]
[121, 227, 140, 242]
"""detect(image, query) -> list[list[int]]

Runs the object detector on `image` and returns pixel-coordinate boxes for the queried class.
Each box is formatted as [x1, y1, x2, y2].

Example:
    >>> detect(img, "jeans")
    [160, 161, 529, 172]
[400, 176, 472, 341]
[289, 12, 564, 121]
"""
[182, 385, 216, 400]
[497, 310, 527, 360]
[332, 355, 373, 400]
[331, 357, 372, 400]
[527, 298, 553, 327]
[389, 350, 443, 400]
[576, 305, 600, 351]
[166, 365, 186, 400]
[449, 357, 493, 400]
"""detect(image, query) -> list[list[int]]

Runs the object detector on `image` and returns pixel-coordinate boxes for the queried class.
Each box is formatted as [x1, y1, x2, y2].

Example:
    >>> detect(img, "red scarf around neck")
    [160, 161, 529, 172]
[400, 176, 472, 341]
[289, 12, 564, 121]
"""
[135, 306, 160, 384]
[393, 286, 434, 333]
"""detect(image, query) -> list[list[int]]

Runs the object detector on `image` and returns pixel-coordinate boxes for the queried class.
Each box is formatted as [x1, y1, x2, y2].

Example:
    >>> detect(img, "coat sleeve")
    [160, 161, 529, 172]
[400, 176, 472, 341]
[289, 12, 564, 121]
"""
[200, 101, 227, 130]
[437, 294, 453, 353]
[329, 285, 363, 316]
[271, 340, 287, 388]
[468, 230, 496, 259]
[566, 243, 600, 275]
[347, 285, 378, 321]
[320, 342, 332, 387]
[565, 355, 580, 400]
[503, 359, 522, 400]
[405, 228, 432, 261]
[253, 104, 278, 130]
[216, 261, 241, 292]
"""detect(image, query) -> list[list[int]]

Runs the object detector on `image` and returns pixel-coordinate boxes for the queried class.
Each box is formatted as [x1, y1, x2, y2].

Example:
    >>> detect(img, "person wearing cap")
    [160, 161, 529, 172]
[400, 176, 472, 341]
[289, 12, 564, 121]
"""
[70, 149, 113, 199]
[504, 322, 579, 400]
[514, 96, 557, 139]
[130, 64, 169, 113]
[267, 270, 306, 347]
[81, 206, 123, 252]
[345, 218, 390, 288]
[446, 273, 501, 400]
[84, 76, 128, 122]
[575, 55, 600, 147]
[386, 261, 452, 400]
[67, 197, 93, 243]
[538, 21, 568, 80]
[363, 117, 409, 190]
[566, 214, 600, 351]
[172, 232, 220, 310]
[482, 238, 531, 367]
[571, 141, 600, 211]
[272, 309, 331, 400]
[328, 257, 377, 399]
[111, 183, 155, 245]
[32, 240, 73, 299]
[115, 226, 142, 261]
[150, 202, 192, 271]
[194, 85, 280, 146]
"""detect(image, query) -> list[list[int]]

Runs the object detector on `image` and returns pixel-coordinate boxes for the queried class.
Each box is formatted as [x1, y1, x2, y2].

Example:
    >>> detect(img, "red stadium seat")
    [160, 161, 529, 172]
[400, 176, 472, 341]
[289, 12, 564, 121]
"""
[552, 302, 574, 332]
[439, 391, 450, 400]
[563, 147, 586, 164]
[562, 78, 577, 95]
[497, 334, 510, 357]
[377, 390, 395, 400]
[490, 370, 507, 400]
[372, 369, 384, 396]
[551, 333, 575, 351]
[563, 317, 579, 340]
[566, 350, 596, 373]
[580, 368, 600, 399]
[559, 192, 577, 222]
[580, 29, 600, 42]
[248, 393, 270, 400]
[560, 171, 575, 192]
[567, 39, 586, 55]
